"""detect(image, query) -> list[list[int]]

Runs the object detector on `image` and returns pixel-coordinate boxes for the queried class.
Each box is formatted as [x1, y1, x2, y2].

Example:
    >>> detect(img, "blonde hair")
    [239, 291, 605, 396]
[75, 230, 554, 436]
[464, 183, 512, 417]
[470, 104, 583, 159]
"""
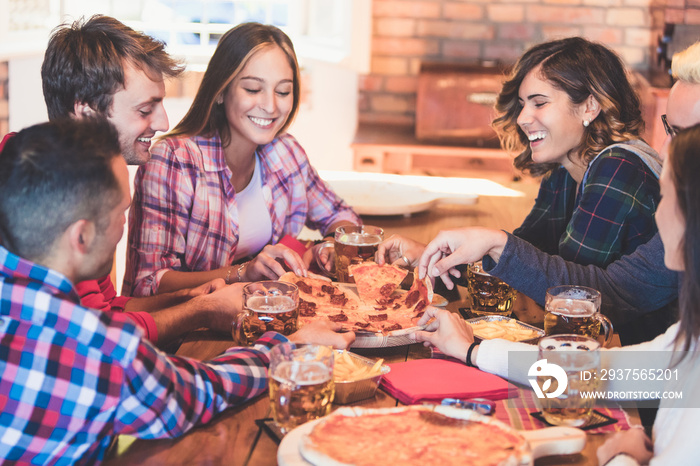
[672, 42, 700, 85]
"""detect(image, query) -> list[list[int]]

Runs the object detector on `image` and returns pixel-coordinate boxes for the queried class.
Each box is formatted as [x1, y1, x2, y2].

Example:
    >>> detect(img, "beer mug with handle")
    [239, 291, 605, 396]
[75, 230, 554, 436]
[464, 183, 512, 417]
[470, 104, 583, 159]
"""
[544, 285, 613, 347]
[233, 281, 299, 346]
[315, 225, 384, 282]
[268, 343, 335, 434]
[535, 334, 601, 427]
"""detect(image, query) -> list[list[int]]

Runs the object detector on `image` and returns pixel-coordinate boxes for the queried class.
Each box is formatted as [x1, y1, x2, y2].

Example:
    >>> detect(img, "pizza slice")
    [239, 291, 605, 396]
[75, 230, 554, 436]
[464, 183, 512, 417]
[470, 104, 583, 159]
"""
[400, 269, 433, 316]
[348, 261, 408, 305]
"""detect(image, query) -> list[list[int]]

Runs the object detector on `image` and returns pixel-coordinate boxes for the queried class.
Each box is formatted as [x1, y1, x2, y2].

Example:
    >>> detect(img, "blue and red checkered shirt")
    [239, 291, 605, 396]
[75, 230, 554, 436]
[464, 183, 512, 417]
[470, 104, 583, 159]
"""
[0, 245, 286, 465]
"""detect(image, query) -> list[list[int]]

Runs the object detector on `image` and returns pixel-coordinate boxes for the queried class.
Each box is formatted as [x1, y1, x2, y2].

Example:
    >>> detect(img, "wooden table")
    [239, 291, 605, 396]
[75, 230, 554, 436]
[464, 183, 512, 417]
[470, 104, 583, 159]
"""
[105, 180, 635, 465]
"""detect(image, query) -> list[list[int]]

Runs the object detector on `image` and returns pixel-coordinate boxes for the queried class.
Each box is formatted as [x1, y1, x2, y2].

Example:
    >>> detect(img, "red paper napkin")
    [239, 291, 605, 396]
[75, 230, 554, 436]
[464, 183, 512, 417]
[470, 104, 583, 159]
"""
[380, 359, 515, 405]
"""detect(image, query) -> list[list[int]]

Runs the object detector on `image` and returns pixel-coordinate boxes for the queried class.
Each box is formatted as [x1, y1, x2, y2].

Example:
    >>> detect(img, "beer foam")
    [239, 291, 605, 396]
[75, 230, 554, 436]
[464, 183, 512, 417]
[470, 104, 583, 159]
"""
[247, 295, 296, 313]
[273, 361, 332, 385]
[338, 233, 382, 246]
[547, 298, 596, 317]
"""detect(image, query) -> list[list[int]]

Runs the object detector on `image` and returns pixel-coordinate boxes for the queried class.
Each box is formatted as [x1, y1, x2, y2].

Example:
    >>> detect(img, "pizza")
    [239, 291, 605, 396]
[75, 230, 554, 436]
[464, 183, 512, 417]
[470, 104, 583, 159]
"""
[348, 262, 408, 305]
[299, 405, 529, 466]
[279, 264, 432, 335]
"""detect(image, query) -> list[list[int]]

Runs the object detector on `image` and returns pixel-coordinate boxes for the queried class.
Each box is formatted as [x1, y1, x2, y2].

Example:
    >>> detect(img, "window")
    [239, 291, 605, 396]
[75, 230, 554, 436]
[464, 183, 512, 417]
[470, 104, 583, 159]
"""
[1, 0, 370, 72]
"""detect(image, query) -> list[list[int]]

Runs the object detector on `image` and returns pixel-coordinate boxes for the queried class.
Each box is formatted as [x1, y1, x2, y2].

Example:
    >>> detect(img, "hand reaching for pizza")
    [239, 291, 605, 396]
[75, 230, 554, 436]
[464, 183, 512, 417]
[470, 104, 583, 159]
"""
[243, 244, 308, 281]
[411, 308, 475, 364]
[375, 234, 427, 269]
[419, 227, 509, 290]
[287, 319, 356, 349]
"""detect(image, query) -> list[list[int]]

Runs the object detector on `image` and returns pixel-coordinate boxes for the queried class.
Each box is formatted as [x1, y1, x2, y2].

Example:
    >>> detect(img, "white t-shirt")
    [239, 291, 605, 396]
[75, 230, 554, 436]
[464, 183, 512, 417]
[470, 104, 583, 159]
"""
[231, 155, 272, 262]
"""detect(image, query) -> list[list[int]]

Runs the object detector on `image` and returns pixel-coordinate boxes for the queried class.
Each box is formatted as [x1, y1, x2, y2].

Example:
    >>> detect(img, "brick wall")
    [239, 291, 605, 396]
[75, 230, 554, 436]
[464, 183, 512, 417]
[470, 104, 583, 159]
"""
[360, 0, 700, 126]
[0, 62, 8, 137]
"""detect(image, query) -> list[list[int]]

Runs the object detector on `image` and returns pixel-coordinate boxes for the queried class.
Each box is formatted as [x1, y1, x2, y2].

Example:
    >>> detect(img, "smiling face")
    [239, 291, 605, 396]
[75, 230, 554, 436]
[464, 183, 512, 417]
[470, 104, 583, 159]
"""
[223, 45, 294, 153]
[106, 62, 169, 165]
[516, 66, 589, 171]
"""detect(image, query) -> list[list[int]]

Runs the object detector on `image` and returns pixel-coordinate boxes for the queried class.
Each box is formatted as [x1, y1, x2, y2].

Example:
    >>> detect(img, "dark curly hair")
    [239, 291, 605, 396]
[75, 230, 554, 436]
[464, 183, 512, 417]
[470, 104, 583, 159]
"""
[492, 37, 644, 177]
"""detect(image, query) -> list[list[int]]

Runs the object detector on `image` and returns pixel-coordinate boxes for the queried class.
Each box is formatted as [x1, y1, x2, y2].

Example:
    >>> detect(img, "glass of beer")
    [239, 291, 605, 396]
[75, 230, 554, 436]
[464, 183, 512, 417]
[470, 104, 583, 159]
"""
[536, 334, 601, 427]
[269, 343, 335, 434]
[465, 261, 518, 316]
[233, 281, 299, 346]
[331, 225, 384, 283]
[544, 285, 613, 347]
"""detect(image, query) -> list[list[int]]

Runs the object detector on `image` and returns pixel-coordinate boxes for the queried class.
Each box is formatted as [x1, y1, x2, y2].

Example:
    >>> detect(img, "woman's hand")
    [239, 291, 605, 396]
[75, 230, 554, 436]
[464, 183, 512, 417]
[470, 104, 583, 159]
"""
[596, 427, 653, 465]
[305, 240, 335, 274]
[243, 244, 307, 281]
[375, 234, 426, 268]
[419, 227, 508, 289]
[411, 307, 475, 362]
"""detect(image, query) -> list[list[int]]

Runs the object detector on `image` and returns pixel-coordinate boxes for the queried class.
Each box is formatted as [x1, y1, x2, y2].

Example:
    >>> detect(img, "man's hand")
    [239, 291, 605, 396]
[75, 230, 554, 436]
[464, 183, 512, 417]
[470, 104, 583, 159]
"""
[419, 227, 508, 289]
[186, 278, 227, 298]
[597, 428, 653, 465]
[288, 320, 355, 349]
[375, 234, 426, 268]
[411, 308, 475, 362]
[193, 282, 246, 333]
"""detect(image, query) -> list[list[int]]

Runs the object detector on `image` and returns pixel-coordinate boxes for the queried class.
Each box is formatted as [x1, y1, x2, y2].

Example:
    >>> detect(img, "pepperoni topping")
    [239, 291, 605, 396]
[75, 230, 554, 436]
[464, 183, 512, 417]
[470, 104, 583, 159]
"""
[296, 280, 312, 294]
[354, 321, 371, 329]
[383, 322, 402, 331]
[374, 305, 387, 311]
[376, 296, 396, 306]
[328, 313, 348, 322]
[404, 290, 420, 308]
[298, 299, 317, 317]
[368, 314, 388, 322]
[321, 284, 336, 294]
[330, 293, 348, 306]
[413, 300, 428, 314]
[379, 284, 395, 297]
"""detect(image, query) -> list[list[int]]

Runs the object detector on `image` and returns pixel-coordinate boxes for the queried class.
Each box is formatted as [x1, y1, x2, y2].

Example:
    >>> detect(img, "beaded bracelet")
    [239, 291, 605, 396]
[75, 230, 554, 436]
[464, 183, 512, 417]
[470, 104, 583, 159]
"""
[224, 267, 233, 285]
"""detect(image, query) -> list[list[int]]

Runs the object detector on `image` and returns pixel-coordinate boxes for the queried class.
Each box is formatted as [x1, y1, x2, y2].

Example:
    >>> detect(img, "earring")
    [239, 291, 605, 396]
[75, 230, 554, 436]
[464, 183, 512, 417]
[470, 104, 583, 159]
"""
[583, 119, 590, 128]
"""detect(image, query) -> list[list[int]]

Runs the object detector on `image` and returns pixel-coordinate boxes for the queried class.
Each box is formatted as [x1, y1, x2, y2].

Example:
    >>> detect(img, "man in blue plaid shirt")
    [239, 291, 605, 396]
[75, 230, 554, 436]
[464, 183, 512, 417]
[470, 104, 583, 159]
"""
[0, 118, 353, 464]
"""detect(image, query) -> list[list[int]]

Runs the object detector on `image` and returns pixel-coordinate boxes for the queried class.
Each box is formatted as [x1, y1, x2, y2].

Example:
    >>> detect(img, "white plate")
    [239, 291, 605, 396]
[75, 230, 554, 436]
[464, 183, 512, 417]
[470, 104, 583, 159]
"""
[277, 417, 320, 466]
[326, 179, 478, 216]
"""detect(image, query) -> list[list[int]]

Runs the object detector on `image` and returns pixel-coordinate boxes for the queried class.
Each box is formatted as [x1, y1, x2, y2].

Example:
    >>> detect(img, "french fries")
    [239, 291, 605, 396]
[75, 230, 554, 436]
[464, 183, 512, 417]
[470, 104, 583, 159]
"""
[469, 318, 541, 342]
[333, 350, 384, 382]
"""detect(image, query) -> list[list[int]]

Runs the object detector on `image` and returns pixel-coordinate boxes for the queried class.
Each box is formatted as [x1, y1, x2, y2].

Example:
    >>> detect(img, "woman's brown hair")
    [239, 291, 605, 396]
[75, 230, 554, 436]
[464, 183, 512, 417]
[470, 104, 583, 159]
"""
[492, 37, 644, 177]
[667, 124, 700, 358]
[168, 22, 301, 147]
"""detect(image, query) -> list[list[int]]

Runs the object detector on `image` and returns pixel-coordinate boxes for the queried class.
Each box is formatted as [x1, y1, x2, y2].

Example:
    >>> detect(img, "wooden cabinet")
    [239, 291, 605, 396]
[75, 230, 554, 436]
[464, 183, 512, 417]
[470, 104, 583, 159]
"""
[351, 123, 516, 178]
